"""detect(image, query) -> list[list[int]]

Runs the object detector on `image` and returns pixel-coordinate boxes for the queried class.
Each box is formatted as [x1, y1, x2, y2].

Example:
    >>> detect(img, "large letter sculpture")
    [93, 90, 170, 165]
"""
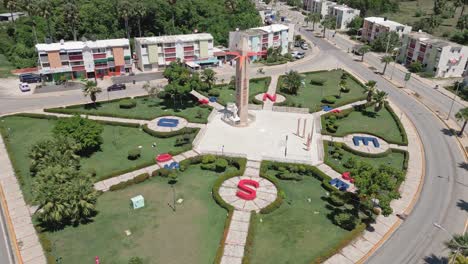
[236, 179, 259, 200]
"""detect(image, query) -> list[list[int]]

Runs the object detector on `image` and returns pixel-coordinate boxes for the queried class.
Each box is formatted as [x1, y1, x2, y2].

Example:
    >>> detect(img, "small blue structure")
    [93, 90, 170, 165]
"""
[329, 178, 349, 191]
[209, 96, 217, 102]
[322, 105, 333, 112]
[157, 118, 179, 128]
[352, 136, 380, 148]
[164, 161, 180, 170]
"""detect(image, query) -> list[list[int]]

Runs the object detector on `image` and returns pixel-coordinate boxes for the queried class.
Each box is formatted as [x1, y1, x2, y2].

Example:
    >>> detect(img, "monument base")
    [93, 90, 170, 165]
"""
[222, 112, 256, 127]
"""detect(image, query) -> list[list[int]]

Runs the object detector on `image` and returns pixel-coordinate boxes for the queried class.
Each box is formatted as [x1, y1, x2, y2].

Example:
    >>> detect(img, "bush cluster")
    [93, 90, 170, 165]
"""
[127, 148, 141, 160]
[200, 155, 229, 172]
[322, 95, 337, 104]
[119, 99, 137, 109]
[109, 173, 150, 191]
[309, 78, 326, 86]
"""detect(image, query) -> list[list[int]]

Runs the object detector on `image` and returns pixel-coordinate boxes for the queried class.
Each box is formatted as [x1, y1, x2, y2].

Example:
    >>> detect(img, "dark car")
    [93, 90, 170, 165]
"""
[107, 83, 126, 92]
[19, 73, 41, 83]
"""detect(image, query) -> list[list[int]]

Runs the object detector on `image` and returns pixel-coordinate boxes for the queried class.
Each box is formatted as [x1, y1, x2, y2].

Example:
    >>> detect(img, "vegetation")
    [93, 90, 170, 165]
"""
[365, 80, 377, 102]
[0, 54, 14, 78]
[455, 107, 468, 136]
[358, 45, 371, 62]
[444, 233, 468, 261]
[0, 0, 261, 69]
[408, 61, 423, 73]
[261, 46, 292, 65]
[322, 15, 337, 38]
[446, 80, 468, 101]
[371, 32, 400, 53]
[281, 70, 302, 95]
[278, 69, 367, 112]
[82, 81, 102, 107]
[381, 55, 394, 75]
[347, 16, 363, 35]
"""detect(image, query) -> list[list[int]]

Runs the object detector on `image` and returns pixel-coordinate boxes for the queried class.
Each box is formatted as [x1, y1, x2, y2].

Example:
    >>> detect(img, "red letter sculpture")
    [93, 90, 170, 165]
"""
[236, 179, 259, 200]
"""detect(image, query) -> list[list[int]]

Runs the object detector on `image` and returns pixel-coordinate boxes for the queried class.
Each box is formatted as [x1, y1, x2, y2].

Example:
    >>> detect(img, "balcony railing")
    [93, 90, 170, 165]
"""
[93, 54, 106, 59]
[72, 65, 85, 71]
[164, 48, 176, 53]
[69, 55, 83, 61]
[184, 46, 194, 51]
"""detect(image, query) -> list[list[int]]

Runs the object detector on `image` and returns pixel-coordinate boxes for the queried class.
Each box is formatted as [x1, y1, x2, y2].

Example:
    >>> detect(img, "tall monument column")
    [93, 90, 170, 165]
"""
[235, 34, 250, 126]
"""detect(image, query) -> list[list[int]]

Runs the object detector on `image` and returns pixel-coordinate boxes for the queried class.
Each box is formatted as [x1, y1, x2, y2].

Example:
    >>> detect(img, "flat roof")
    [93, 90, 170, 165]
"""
[365, 17, 408, 28]
[0, 12, 24, 17]
[136, 33, 213, 45]
[253, 24, 289, 33]
[36, 39, 130, 52]
[408, 31, 462, 47]
[333, 5, 356, 11]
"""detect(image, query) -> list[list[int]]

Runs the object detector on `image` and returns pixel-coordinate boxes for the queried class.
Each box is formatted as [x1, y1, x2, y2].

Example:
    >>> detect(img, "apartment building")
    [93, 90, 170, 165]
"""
[362, 17, 412, 42]
[134, 33, 216, 71]
[228, 24, 292, 60]
[303, 0, 336, 18]
[329, 5, 360, 30]
[398, 31, 468, 78]
[36, 38, 132, 81]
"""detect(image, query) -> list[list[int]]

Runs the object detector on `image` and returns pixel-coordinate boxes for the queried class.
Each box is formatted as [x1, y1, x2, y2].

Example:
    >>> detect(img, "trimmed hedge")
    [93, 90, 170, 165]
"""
[119, 99, 137, 109]
[142, 125, 199, 138]
[108, 173, 150, 191]
[214, 209, 234, 264]
[384, 102, 408, 146]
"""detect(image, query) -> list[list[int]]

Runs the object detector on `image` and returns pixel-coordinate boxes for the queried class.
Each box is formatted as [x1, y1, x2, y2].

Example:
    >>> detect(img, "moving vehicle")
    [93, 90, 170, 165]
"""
[19, 83, 30, 92]
[19, 73, 41, 83]
[107, 83, 126, 92]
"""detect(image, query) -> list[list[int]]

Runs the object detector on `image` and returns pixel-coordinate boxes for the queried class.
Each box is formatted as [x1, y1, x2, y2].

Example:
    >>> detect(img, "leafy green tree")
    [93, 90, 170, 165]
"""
[163, 60, 191, 84]
[134, 2, 147, 37]
[457, 14, 468, 30]
[333, 212, 358, 230]
[358, 45, 371, 62]
[347, 16, 363, 35]
[4, 0, 19, 26]
[322, 15, 336, 38]
[373, 91, 388, 112]
[282, 70, 302, 95]
[408, 61, 423, 73]
[450, 29, 468, 45]
[455, 107, 468, 136]
[37, 0, 52, 40]
[371, 32, 400, 53]
[201, 68, 217, 91]
[364, 80, 377, 102]
[63, 0, 80, 41]
[53, 115, 104, 156]
[20, 0, 39, 44]
[434, 0, 447, 15]
[117, 0, 135, 40]
[82, 80, 102, 107]
[29, 137, 80, 176]
[381, 55, 394, 75]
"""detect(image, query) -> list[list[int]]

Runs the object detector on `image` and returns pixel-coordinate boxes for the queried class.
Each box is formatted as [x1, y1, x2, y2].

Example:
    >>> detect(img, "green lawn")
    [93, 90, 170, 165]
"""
[249, 176, 350, 264]
[204, 77, 271, 105]
[278, 70, 367, 112]
[0, 115, 195, 203]
[323, 141, 406, 173]
[0, 54, 14, 78]
[324, 105, 405, 145]
[46, 96, 212, 123]
[41, 164, 230, 264]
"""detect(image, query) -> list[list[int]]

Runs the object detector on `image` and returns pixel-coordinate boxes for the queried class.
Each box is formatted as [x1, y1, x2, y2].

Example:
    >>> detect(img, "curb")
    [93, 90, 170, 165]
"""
[0, 184, 23, 264]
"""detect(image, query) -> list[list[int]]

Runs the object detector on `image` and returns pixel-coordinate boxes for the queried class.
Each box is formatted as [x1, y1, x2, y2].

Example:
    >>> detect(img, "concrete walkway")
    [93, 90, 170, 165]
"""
[262, 75, 279, 111]
[0, 137, 46, 264]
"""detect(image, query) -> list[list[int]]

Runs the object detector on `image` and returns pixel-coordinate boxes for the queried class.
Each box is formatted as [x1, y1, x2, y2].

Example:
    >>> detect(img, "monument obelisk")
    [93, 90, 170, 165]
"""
[235, 34, 250, 126]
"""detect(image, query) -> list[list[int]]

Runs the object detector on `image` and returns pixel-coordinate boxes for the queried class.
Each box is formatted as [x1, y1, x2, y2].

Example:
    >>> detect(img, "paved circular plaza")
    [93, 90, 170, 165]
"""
[218, 176, 278, 212]
[147, 116, 188, 132]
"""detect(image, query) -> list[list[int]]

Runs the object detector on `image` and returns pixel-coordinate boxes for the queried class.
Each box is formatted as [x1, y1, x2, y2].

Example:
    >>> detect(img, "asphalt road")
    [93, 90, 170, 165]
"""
[300, 25, 467, 264]
[0, 206, 13, 264]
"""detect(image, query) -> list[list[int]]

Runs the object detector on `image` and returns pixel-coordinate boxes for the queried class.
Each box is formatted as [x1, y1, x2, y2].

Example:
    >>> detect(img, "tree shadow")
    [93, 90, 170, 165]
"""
[423, 254, 448, 264]
[457, 199, 468, 212]
[458, 162, 468, 171]
[83, 102, 102, 110]
[440, 128, 456, 137]
[360, 110, 378, 118]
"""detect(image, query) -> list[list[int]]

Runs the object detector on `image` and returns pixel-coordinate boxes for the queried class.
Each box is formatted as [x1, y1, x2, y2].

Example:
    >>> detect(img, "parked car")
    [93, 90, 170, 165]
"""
[107, 83, 126, 92]
[19, 83, 30, 92]
[301, 43, 309, 50]
[19, 73, 41, 83]
[295, 51, 305, 59]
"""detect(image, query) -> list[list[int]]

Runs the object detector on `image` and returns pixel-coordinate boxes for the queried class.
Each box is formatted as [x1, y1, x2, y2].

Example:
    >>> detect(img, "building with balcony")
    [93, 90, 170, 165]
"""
[398, 31, 468, 78]
[35, 38, 132, 81]
[303, 0, 336, 18]
[328, 5, 360, 30]
[362, 17, 412, 42]
[228, 24, 293, 61]
[134, 33, 217, 71]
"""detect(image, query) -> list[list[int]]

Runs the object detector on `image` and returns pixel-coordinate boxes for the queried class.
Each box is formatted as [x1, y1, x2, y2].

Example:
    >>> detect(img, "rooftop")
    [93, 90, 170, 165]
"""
[135, 33, 213, 44]
[36, 39, 130, 52]
[0, 12, 24, 17]
[252, 24, 289, 33]
[407, 31, 462, 48]
[333, 5, 356, 11]
[365, 17, 409, 28]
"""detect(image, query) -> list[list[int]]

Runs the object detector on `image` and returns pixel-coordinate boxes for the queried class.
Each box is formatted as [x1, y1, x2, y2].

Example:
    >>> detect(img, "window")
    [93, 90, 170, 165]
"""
[142, 44, 147, 48]
[42, 63, 50, 67]
[124, 46, 129, 50]
[61, 62, 69, 66]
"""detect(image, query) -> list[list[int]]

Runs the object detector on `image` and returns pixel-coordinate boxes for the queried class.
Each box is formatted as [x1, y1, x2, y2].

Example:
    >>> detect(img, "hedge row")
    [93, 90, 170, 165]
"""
[13, 112, 59, 120]
[141, 124, 199, 138]
[214, 209, 234, 264]
[384, 102, 408, 146]
[312, 223, 367, 263]
[0, 124, 27, 190]
[108, 173, 150, 191]
[258, 169, 284, 214]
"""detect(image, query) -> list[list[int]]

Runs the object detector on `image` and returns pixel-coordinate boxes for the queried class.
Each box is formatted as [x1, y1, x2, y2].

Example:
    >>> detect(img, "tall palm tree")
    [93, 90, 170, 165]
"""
[381, 55, 394, 75]
[358, 45, 371, 62]
[364, 80, 377, 102]
[118, 0, 135, 40]
[310, 13, 321, 30]
[322, 15, 336, 38]
[63, 0, 79, 41]
[373, 91, 388, 112]
[134, 2, 147, 37]
[82, 80, 102, 107]
[5, 0, 19, 26]
[20, 0, 39, 44]
[455, 107, 468, 136]
[68, 177, 97, 224]
[201, 68, 217, 91]
[37, 0, 52, 41]
[283, 70, 302, 95]
[338, 79, 347, 98]
[444, 233, 468, 258]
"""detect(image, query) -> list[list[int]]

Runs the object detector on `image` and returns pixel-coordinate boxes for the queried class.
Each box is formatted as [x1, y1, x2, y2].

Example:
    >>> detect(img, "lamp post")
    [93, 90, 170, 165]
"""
[447, 81, 461, 120]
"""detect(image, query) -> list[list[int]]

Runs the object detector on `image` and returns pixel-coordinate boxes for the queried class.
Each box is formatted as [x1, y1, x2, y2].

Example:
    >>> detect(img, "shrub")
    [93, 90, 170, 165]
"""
[343, 157, 357, 169]
[84, 168, 97, 177]
[208, 89, 220, 97]
[409, 61, 423, 73]
[128, 257, 143, 264]
[201, 163, 216, 171]
[310, 78, 326, 86]
[329, 194, 345, 206]
[153, 168, 171, 177]
[202, 155, 216, 164]
[341, 87, 350, 93]
[276, 172, 303, 181]
[119, 99, 137, 109]
[127, 148, 141, 160]
[215, 158, 228, 172]
[334, 212, 359, 230]
[133, 173, 149, 184]
[322, 96, 337, 104]
[158, 91, 168, 99]
[109, 180, 133, 191]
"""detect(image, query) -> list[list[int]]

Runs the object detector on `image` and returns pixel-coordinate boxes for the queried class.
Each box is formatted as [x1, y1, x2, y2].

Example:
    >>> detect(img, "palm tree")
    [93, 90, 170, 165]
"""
[364, 80, 377, 102]
[444, 233, 468, 259]
[134, 2, 147, 37]
[283, 70, 302, 95]
[117, 0, 134, 40]
[5, 0, 18, 26]
[201, 68, 217, 91]
[381, 55, 394, 75]
[63, 0, 79, 41]
[455, 107, 468, 136]
[82, 80, 102, 107]
[373, 91, 388, 112]
[322, 15, 336, 38]
[358, 45, 371, 62]
[338, 79, 346, 98]
[20, 0, 39, 44]
[310, 13, 321, 31]
[37, 0, 52, 41]
[68, 177, 97, 224]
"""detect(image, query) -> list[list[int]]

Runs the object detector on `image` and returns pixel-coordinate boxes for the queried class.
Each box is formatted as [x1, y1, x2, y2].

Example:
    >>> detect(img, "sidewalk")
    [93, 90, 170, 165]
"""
[0, 136, 46, 264]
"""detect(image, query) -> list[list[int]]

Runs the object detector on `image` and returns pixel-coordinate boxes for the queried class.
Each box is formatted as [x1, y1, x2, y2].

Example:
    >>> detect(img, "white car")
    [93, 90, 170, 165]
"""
[19, 83, 30, 92]
[301, 43, 309, 50]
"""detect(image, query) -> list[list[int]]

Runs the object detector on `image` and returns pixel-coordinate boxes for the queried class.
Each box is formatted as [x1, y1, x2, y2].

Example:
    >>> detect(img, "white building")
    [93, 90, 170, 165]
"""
[398, 31, 468, 78]
[362, 17, 412, 42]
[134, 33, 217, 71]
[228, 24, 293, 60]
[0, 12, 25, 22]
[35, 39, 132, 81]
[304, 0, 337, 19]
[329, 5, 360, 30]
